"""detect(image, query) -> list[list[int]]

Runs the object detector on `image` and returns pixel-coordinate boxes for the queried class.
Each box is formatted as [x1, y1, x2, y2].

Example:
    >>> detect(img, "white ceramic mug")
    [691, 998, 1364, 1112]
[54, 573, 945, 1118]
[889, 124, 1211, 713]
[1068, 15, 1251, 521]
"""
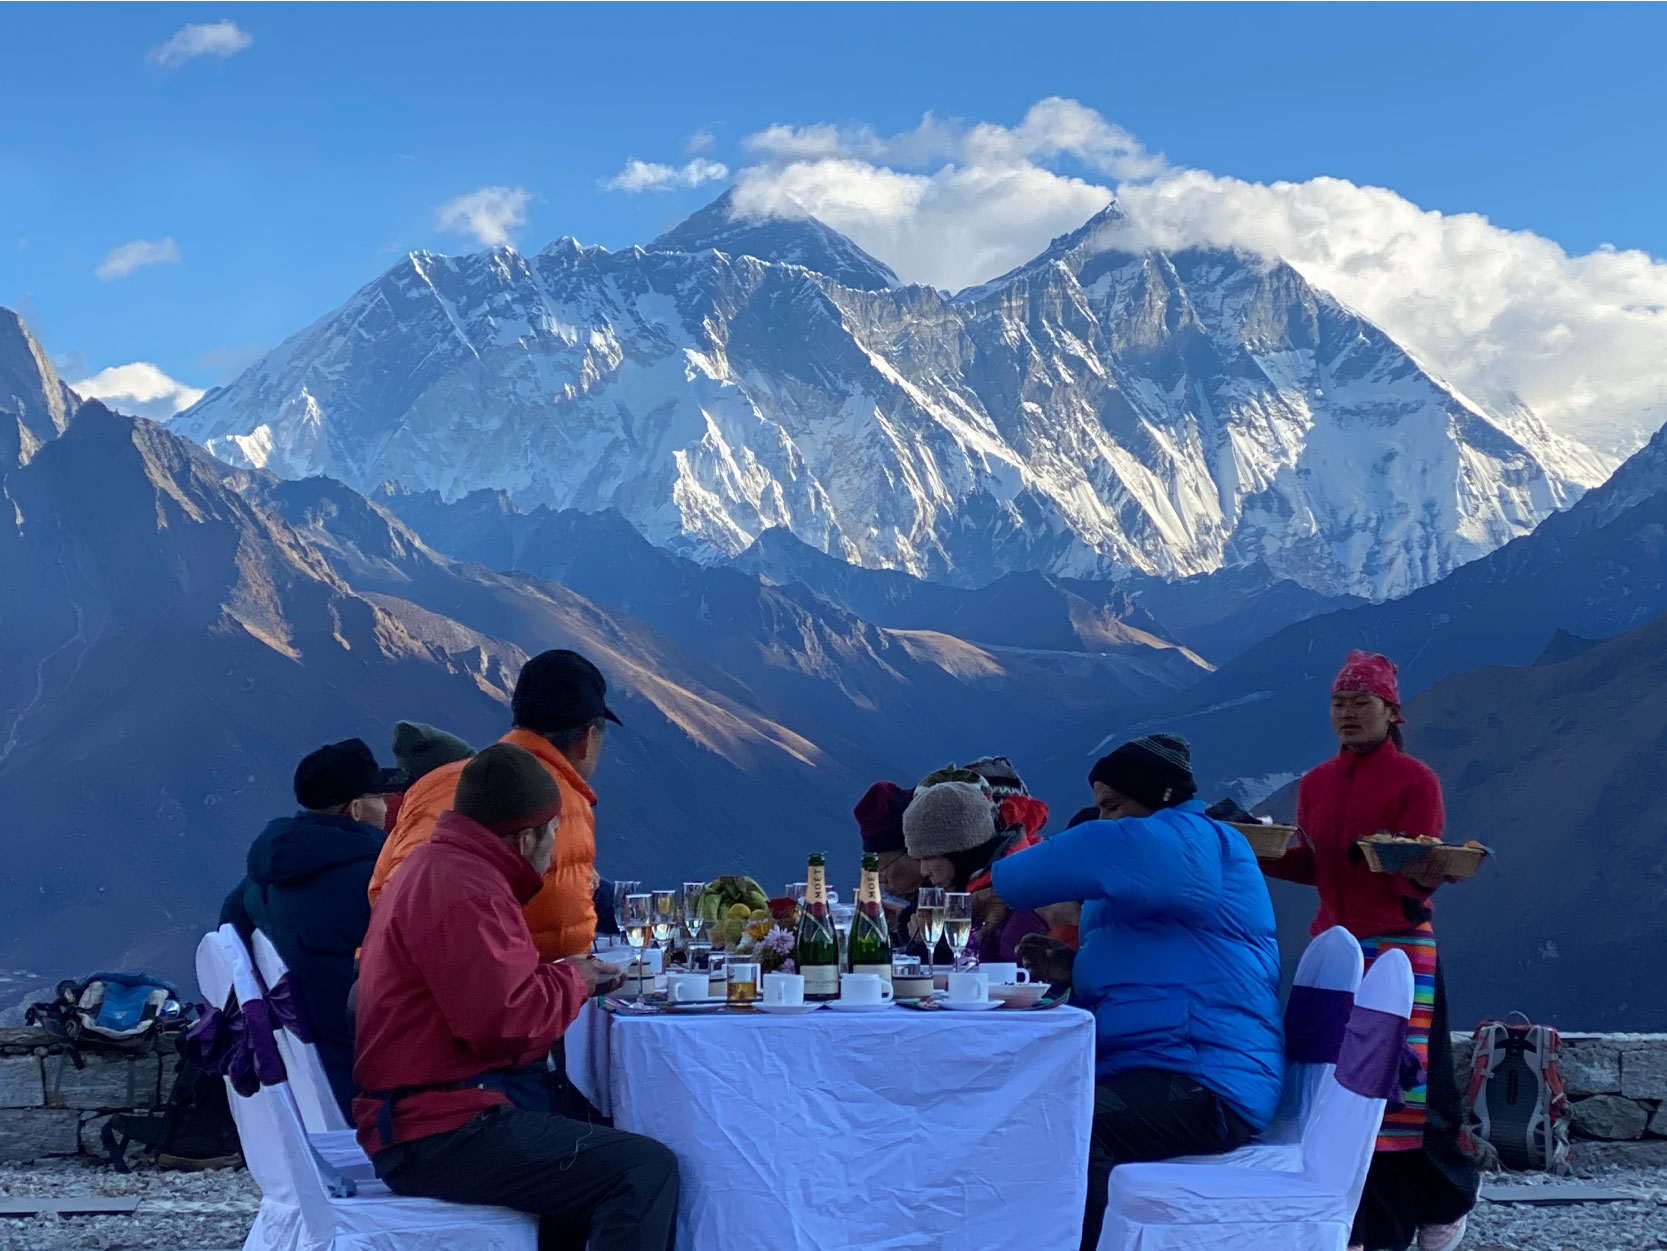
[947, 970, 990, 1004]
[839, 972, 895, 1005]
[975, 962, 1030, 985]
[666, 972, 710, 1003]
[762, 972, 805, 1006]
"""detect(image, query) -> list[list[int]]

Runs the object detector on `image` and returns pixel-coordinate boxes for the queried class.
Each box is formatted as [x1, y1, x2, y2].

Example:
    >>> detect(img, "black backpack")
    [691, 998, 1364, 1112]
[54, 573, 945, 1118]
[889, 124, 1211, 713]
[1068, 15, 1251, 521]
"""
[102, 1032, 243, 1172]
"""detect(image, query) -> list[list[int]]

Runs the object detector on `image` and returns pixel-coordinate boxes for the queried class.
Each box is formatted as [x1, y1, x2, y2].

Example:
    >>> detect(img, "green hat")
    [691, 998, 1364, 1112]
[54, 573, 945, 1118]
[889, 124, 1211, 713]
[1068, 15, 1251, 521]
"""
[391, 721, 474, 786]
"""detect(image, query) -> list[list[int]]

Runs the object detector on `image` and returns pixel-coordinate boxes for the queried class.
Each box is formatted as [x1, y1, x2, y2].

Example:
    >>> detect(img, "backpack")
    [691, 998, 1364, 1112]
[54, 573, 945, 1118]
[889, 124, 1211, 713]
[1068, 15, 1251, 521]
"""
[102, 1031, 243, 1173]
[1463, 1013, 1572, 1174]
[25, 972, 190, 1063]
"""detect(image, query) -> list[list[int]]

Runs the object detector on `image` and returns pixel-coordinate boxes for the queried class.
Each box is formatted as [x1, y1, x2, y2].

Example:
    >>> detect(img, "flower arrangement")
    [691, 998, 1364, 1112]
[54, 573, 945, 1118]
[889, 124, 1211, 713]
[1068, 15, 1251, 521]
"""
[748, 924, 797, 974]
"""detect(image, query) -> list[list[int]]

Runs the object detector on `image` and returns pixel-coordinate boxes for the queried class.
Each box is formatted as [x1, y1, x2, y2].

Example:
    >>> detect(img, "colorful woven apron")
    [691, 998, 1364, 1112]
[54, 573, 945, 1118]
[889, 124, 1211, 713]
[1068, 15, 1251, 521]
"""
[1358, 923, 1437, 1152]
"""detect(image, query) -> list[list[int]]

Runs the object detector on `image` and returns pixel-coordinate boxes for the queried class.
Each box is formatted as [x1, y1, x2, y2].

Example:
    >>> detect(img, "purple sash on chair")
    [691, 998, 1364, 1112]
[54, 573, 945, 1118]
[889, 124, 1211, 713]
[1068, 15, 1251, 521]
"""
[184, 993, 287, 1096]
[1335, 1004, 1418, 1107]
[264, 974, 315, 1044]
[1284, 985, 1354, 1064]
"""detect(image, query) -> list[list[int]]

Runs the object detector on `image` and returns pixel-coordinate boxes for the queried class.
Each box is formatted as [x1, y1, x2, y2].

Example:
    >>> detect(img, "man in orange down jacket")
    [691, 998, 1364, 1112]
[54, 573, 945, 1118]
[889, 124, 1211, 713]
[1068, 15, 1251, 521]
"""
[355, 743, 677, 1249]
[371, 649, 619, 960]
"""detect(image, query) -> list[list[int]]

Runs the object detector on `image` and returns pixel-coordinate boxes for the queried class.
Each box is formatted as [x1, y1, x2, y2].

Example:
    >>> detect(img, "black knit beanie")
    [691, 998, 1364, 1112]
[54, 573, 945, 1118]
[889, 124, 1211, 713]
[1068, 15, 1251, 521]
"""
[1088, 733, 1197, 810]
[453, 743, 563, 837]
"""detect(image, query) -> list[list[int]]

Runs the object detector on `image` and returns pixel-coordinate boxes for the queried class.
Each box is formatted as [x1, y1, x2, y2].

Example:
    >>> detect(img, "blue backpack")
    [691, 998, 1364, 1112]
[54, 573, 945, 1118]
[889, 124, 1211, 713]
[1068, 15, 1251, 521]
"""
[27, 972, 191, 1061]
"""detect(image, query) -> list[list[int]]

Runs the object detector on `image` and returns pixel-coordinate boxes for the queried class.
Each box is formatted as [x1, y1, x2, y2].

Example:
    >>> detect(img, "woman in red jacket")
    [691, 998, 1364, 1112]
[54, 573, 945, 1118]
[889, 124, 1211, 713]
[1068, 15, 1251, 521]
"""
[1264, 651, 1478, 1251]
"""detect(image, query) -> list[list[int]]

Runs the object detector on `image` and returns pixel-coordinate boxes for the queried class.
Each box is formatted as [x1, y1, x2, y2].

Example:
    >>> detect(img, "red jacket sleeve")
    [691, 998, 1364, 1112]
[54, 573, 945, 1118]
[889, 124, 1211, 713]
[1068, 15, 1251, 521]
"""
[405, 886, 587, 1064]
[1387, 762, 1445, 902]
[1262, 776, 1316, 884]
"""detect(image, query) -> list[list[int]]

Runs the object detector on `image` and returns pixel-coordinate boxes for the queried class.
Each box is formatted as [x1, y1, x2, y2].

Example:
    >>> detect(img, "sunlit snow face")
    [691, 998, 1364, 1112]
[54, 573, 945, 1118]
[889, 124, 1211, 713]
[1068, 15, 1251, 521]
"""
[1330, 690, 1395, 750]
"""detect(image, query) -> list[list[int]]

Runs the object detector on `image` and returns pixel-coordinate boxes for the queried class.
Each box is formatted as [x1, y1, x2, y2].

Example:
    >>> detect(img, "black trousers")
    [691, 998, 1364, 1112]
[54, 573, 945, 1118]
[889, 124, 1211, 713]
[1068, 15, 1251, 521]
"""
[375, 1107, 679, 1251]
[1351, 965, 1480, 1250]
[1081, 1068, 1254, 1251]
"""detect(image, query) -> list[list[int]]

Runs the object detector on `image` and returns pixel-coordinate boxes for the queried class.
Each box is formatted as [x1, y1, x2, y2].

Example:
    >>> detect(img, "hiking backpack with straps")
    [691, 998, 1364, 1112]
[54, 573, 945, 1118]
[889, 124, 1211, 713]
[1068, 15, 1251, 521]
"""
[1463, 1013, 1572, 1174]
[102, 1030, 242, 1173]
[25, 972, 189, 1063]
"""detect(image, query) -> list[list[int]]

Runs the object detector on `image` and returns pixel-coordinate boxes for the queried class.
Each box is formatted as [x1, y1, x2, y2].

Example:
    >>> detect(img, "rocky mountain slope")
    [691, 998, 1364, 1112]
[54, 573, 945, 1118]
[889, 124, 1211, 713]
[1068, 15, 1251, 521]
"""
[1111, 414, 1667, 806]
[0, 310, 1157, 982]
[170, 193, 1606, 601]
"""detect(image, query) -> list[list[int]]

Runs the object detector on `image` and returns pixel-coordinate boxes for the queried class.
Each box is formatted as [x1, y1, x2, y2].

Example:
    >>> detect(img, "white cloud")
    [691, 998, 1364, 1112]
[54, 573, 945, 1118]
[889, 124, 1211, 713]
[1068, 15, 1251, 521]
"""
[603, 158, 730, 194]
[712, 98, 1665, 454]
[435, 186, 530, 247]
[685, 130, 716, 155]
[94, 238, 182, 281]
[146, 21, 252, 69]
[71, 363, 206, 421]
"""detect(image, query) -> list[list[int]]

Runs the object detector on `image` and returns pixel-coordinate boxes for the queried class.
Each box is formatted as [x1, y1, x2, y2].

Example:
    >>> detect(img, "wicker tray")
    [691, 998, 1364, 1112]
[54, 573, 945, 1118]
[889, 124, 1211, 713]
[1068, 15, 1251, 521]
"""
[1357, 838, 1489, 880]
[1226, 822, 1298, 860]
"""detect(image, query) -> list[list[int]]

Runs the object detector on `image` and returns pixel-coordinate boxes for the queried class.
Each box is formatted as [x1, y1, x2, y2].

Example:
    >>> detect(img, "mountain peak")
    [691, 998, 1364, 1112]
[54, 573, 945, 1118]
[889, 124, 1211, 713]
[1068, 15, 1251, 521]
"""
[646, 189, 900, 291]
[0, 306, 76, 468]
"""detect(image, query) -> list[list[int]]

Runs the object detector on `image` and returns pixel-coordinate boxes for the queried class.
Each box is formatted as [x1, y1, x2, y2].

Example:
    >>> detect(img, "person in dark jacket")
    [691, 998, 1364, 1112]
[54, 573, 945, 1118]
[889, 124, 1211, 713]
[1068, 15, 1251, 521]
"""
[854, 781, 921, 947]
[990, 733, 1283, 1251]
[220, 738, 401, 1117]
[354, 743, 676, 1251]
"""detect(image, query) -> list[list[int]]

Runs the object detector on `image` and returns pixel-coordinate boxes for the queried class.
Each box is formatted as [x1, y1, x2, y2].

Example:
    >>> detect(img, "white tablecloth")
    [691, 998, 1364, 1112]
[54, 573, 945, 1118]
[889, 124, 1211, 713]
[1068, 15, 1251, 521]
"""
[565, 1002, 1096, 1250]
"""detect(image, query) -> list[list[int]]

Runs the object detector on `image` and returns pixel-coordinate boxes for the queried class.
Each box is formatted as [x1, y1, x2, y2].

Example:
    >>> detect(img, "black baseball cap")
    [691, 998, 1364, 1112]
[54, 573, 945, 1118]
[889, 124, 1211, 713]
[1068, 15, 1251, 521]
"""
[293, 739, 403, 810]
[510, 649, 623, 735]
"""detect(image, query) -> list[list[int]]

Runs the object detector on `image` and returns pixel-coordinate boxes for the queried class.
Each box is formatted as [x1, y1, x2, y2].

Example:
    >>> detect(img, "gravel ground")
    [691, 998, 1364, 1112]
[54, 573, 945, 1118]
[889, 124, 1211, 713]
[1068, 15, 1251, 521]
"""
[0, 1141, 1664, 1250]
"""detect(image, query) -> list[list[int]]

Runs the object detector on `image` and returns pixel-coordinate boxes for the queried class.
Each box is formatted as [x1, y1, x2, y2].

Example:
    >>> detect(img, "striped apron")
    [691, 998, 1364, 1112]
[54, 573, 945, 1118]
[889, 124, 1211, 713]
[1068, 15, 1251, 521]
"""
[1358, 923, 1437, 1152]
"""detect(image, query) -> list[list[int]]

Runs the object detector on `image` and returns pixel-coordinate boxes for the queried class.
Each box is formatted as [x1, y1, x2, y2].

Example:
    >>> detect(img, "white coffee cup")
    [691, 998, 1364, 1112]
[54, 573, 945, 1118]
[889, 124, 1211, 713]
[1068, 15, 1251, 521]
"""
[839, 972, 895, 1005]
[976, 962, 1030, 985]
[947, 970, 990, 1004]
[666, 972, 710, 1003]
[762, 972, 805, 1006]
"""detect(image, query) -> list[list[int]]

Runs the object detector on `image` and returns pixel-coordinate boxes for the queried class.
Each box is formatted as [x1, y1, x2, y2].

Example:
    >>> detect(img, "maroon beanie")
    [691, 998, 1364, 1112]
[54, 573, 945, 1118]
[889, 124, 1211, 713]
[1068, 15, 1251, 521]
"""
[854, 782, 914, 855]
[453, 743, 563, 837]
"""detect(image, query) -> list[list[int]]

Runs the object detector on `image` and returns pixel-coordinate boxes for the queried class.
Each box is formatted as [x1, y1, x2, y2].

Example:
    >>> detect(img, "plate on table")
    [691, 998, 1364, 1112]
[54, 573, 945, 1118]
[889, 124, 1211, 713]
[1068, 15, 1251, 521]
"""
[755, 1003, 821, 1016]
[940, 999, 1003, 1012]
[661, 1000, 727, 1014]
[989, 983, 1047, 1009]
[826, 1000, 894, 1013]
[896, 997, 942, 1011]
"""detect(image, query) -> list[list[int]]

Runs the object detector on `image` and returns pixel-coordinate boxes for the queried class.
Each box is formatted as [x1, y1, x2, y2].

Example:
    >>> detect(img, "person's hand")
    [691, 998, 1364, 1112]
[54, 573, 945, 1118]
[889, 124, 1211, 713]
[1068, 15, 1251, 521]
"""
[907, 911, 927, 943]
[1016, 934, 1075, 988]
[561, 955, 624, 996]
[1035, 900, 1081, 930]
[970, 887, 1009, 929]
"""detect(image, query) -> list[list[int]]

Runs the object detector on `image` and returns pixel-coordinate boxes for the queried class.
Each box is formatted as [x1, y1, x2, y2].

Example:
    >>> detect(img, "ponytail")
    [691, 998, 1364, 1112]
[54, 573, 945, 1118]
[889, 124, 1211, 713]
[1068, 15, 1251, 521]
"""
[1389, 722, 1404, 750]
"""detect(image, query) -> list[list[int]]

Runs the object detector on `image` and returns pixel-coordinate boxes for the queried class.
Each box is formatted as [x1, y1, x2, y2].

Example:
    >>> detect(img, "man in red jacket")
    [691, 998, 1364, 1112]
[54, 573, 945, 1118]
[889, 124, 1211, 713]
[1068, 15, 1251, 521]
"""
[354, 743, 677, 1250]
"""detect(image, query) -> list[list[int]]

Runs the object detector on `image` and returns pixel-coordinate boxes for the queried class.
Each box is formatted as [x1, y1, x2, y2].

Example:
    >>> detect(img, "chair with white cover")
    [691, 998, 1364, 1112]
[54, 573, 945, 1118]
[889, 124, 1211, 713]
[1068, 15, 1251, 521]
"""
[1195, 925, 1365, 1172]
[249, 930, 352, 1134]
[196, 928, 537, 1251]
[1098, 946, 1415, 1251]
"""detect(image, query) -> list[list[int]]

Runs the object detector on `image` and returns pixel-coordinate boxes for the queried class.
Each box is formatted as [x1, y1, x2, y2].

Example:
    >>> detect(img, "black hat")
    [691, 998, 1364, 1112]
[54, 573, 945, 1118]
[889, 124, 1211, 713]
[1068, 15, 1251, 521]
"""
[453, 743, 564, 837]
[293, 739, 401, 811]
[510, 650, 622, 736]
[1088, 733, 1197, 811]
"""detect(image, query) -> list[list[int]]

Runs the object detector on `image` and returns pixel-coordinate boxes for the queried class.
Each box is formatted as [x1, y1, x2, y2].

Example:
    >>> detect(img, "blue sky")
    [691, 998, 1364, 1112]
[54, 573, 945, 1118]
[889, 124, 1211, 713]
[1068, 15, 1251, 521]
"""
[4, 3, 1666, 450]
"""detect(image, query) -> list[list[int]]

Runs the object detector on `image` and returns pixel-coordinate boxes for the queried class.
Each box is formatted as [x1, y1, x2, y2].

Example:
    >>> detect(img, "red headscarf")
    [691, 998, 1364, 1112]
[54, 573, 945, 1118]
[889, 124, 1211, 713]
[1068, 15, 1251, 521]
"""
[1332, 650, 1405, 723]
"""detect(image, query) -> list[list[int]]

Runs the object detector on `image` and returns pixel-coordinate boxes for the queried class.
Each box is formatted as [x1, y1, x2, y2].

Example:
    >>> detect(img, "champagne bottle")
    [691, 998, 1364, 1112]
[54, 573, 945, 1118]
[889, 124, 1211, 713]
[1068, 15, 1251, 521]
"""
[847, 851, 893, 986]
[795, 852, 841, 1000]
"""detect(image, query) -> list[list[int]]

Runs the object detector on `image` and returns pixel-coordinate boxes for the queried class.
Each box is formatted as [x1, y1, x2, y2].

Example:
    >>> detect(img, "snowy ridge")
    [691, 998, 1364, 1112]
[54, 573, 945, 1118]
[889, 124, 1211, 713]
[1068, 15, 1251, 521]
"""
[171, 193, 1608, 600]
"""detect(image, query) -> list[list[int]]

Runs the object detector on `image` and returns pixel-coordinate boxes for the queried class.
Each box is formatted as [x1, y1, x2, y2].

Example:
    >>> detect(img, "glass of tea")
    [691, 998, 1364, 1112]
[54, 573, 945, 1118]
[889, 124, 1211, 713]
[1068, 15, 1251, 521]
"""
[725, 961, 761, 1007]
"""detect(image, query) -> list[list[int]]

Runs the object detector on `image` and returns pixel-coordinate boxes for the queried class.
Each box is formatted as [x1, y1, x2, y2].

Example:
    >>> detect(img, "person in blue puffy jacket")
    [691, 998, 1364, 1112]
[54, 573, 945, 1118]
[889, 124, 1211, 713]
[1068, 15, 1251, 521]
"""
[990, 732, 1284, 1251]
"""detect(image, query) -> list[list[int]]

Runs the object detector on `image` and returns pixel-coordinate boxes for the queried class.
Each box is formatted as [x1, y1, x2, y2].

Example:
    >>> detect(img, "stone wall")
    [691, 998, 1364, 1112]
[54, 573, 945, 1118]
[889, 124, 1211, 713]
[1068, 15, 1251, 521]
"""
[1451, 1032, 1667, 1142]
[0, 1028, 167, 1163]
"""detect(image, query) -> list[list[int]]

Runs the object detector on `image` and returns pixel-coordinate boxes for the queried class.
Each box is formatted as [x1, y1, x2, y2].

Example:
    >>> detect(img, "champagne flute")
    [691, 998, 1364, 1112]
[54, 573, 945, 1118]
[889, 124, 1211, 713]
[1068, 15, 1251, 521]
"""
[651, 890, 677, 949]
[613, 878, 642, 932]
[917, 886, 946, 981]
[623, 894, 652, 1006]
[681, 881, 706, 942]
[944, 891, 973, 970]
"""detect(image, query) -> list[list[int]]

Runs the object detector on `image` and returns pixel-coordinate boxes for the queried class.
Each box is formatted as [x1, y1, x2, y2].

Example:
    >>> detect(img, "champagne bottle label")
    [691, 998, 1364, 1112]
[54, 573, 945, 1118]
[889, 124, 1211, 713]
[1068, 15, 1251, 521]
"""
[802, 962, 841, 997]
[796, 854, 841, 999]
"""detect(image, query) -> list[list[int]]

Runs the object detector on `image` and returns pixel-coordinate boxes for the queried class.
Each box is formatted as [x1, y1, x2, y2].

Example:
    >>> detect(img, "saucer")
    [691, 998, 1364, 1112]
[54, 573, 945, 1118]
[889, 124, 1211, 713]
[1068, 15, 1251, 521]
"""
[940, 998, 1003, 1012]
[661, 1001, 726, 1014]
[826, 1000, 894, 1013]
[755, 1003, 820, 1016]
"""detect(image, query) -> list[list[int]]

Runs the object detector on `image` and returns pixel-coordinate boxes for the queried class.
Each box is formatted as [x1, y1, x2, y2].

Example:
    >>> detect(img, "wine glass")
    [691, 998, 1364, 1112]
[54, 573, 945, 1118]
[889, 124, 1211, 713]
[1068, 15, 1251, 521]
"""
[623, 894, 652, 1006]
[613, 878, 642, 929]
[681, 881, 706, 942]
[944, 891, 973, 970]
[917, 886, 945, 981]
[651, 890, 677, 949]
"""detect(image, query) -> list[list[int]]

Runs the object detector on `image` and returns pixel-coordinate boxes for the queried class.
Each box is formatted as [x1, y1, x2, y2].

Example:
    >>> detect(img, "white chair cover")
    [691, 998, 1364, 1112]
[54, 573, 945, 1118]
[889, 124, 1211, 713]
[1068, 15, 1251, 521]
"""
[1099, 947, 1415, 1251]
[196, 929, 537, 1251]
[249, 930, 353, 1134]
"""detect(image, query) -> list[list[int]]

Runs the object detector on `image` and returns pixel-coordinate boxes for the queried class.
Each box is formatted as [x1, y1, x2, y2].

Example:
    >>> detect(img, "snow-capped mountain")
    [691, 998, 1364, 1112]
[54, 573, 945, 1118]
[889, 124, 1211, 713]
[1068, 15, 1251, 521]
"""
[172, 194, 1609, 600]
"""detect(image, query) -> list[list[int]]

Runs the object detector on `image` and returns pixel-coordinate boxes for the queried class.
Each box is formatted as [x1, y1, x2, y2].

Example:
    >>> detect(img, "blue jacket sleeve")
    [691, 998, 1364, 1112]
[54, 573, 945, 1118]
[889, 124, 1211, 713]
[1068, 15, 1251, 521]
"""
[991, 818, 1220, 923]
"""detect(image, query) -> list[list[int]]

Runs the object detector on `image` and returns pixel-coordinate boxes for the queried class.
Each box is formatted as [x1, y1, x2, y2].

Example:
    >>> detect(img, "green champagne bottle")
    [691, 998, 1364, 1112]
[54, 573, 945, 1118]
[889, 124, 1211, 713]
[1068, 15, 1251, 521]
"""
[847, 851, 893, 987]
[796, 852, 841, 1000]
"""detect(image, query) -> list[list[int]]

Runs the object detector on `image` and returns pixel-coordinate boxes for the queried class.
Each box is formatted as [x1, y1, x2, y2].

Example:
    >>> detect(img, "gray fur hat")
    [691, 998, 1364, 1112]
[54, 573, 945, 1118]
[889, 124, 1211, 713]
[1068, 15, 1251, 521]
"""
[903, 782, 999, 859]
